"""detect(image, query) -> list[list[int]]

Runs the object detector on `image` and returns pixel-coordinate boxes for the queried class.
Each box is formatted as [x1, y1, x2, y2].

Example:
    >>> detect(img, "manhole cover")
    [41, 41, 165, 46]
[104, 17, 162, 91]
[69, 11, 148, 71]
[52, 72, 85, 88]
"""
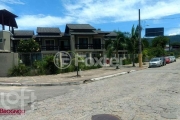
[92, 114, 121, 120]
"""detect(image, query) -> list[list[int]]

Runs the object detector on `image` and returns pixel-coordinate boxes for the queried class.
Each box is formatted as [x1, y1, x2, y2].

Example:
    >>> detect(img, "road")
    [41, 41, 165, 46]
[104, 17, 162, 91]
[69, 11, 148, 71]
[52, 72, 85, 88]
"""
[1, 59, 180, 120]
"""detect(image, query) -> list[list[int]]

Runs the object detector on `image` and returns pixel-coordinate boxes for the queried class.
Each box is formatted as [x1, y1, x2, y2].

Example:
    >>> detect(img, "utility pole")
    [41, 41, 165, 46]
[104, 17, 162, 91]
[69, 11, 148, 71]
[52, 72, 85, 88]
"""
[138, 9, 143, 67]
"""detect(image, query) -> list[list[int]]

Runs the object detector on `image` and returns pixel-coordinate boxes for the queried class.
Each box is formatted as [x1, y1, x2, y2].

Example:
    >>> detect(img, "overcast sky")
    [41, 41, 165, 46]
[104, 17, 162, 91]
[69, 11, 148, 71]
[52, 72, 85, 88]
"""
[0, 0, 180, 36]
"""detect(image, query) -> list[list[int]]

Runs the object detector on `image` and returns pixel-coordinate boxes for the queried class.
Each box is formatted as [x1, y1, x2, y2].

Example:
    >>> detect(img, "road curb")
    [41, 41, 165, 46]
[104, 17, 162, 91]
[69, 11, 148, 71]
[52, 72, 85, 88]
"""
[0, 70, 138, 86]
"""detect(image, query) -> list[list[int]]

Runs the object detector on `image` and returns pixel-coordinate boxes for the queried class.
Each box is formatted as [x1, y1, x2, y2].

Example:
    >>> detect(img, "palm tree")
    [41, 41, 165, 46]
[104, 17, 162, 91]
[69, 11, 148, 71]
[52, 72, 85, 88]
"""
[127, 25, 139, 67]
[106, 31, 127, 68]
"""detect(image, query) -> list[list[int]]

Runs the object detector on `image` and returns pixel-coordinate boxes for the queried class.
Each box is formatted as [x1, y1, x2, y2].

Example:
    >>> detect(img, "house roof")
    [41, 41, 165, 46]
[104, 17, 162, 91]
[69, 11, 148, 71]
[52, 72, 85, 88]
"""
[105, 32, 118, 37]
[37, 27, 61, 33]
[94, 30, 111, 34]
[66, 24, 96, 30]
[65, 24, 96, 33]
[0, 9, 18, 28]
[14, 30, 34, 36]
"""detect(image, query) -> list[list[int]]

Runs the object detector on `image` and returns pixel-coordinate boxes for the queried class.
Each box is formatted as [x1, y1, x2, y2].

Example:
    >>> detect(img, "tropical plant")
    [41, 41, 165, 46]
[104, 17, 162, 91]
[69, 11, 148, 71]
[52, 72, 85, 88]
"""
[17, 39, 40, 52]
[127, 25, 139, 67]
[106, 31, 127, 58]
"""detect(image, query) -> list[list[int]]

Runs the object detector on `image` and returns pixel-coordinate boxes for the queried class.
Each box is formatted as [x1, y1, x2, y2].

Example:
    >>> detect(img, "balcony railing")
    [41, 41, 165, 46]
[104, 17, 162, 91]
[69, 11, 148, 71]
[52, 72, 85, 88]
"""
[11, 46, 71, 52]
[75, 44, 105, 49]
[41, 46, 70, 51]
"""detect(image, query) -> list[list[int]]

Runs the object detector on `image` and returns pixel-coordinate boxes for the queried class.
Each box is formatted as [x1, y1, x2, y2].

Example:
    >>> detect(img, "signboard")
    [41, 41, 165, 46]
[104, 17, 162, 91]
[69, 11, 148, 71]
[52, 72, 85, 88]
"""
[145, 27, 164, 37]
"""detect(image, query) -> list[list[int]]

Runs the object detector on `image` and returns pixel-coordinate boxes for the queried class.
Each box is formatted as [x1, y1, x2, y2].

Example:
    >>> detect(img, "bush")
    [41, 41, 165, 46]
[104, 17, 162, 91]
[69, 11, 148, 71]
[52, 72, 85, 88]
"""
[122, 59, 131, 65]
[33, 55, 60, 75]
[33, 60, 47, 75]
[8, 64, 30, 76]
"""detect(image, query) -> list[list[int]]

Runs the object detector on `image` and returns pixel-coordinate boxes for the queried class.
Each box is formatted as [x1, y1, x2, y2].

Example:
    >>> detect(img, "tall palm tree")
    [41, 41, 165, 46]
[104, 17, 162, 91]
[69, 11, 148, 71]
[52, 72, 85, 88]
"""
[127, 25, 139, 67]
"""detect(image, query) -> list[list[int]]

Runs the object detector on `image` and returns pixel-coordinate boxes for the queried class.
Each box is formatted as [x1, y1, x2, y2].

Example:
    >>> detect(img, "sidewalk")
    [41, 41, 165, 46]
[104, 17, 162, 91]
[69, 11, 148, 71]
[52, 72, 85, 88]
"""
[0, 63, 149, 86]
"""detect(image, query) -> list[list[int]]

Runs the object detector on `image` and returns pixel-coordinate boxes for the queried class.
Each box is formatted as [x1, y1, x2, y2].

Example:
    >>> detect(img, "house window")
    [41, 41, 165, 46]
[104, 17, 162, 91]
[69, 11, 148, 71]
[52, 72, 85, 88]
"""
[79, 38, 88, 49]
[60, 40, 69, 50]
[93, 38, 101, 49]
[0, 38, 3, 43]
[45, 40, 55, 50]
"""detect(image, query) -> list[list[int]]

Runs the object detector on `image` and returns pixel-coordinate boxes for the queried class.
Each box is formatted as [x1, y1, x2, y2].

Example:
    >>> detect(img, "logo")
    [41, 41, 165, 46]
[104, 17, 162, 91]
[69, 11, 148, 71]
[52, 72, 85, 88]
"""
[0, 88, 37, 112]
[54, 51, 72, 69]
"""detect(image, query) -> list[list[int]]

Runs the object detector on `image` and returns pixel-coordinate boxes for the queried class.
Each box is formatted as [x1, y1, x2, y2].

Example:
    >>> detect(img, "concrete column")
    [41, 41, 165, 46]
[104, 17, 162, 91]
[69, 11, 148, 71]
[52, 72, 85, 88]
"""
[70, 35, 75, 51]
[89, 52, 92, 64]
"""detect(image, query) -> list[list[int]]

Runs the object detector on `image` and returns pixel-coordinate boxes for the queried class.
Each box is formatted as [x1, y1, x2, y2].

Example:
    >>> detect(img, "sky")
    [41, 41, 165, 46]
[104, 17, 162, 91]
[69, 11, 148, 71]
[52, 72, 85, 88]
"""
[1, 0, 180, 36]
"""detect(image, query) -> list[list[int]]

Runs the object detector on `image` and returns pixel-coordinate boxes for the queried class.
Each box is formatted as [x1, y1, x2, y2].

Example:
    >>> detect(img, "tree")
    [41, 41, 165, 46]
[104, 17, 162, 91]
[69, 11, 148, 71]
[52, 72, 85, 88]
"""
[142, 38, 150, 50]
[150, 47, 165, 57]
[127, 25, 139, 67]
[17, 39, 40, 52]
[151, 36, 169, 48]
[106, 31, 127, 69]
[106, 31, 127, 58]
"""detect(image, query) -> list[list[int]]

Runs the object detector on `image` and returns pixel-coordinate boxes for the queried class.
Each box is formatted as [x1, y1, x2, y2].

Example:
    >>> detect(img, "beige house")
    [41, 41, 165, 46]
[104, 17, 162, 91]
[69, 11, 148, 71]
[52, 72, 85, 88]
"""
[65, 24, 106, 58]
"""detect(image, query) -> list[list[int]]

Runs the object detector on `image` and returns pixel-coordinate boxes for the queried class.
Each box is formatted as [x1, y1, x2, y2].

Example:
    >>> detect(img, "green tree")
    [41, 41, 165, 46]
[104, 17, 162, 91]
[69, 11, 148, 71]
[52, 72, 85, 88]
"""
[151, 36, 169, 48]
[127, 25, 139, 67]
[150, 47, 165, 57]
[17, 39, 40, 52]
[142, 38, 150, 50]
[106, 31, 127, 58]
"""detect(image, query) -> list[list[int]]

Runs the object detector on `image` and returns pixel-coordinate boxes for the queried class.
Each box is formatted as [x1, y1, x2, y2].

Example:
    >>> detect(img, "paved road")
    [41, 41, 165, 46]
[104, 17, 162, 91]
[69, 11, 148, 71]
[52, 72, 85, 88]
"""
[0, 86, 80, 110]
[1, 60, 180, 120]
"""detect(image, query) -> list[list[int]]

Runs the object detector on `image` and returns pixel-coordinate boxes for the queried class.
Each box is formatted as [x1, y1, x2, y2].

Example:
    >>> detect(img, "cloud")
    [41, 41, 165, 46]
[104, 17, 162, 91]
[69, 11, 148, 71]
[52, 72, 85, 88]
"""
[16, 14, 75, 29]
[0, 0, 24, 4]
[62, 0, 180, 23]
[167, 28, 180, 36]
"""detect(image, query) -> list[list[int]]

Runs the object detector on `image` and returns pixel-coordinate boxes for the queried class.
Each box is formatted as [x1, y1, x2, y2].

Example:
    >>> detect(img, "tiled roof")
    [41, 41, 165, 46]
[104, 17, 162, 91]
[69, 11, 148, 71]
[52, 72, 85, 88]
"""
[105, 32, 118, 37]
[14, 30, 34, 36]
[37, 27, 61, 33]
[66, 24, 96, 30]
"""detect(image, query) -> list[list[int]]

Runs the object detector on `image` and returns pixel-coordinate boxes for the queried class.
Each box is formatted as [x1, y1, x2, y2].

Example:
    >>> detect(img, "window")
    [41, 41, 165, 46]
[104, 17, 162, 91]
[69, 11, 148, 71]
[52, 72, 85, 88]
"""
[78, 38, 88, 49]
[45, 40, 55, 50]
[93, 38, 101, 49]
[0, 38, 3, 43]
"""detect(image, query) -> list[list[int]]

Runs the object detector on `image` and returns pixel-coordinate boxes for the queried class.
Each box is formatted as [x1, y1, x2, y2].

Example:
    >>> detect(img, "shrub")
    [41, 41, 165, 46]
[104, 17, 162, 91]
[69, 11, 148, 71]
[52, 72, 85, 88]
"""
[8, 64, 30, 76]
[122, 59, 131, 65]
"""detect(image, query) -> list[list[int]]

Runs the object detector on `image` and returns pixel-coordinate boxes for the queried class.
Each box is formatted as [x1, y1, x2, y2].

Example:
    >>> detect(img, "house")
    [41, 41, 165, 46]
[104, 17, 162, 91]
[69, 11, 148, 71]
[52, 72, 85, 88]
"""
[12, 30, 34, 52]
[0, 9, 18, 76]
[35, 27, 70, 56]
[65, 24, 106, 58]
[0, 9, 18, 52]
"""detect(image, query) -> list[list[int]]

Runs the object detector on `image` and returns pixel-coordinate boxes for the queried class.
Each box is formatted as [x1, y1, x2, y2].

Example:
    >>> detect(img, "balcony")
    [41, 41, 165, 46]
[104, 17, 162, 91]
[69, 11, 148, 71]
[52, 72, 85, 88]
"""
[75, 44, 105, 49]
[11, 46, 71, 52]
[41, 46, 70, 51]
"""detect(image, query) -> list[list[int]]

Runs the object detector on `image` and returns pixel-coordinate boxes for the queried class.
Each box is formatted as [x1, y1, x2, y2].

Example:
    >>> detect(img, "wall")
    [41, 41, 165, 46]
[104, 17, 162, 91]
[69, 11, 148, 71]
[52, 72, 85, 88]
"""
[0, 53, 18, 76]
[0, 31, 3, 50]
[0, 31, 12, 51]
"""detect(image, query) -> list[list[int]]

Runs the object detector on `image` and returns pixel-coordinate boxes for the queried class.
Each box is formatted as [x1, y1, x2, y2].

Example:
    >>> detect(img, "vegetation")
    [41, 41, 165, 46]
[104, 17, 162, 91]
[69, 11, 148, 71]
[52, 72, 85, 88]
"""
[106, 31, 127, 58]
[126, 25, 139, 66]
[8, 54, 102, 77]
[8, 64, 30, 76]
[17, 39, 40, 52]
[151, 36, 169, 48]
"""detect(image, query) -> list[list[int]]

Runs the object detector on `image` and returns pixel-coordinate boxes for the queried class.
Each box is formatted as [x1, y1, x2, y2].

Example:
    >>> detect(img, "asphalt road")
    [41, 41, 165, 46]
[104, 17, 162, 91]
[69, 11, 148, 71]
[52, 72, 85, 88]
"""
[1, 59, 180, 120]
